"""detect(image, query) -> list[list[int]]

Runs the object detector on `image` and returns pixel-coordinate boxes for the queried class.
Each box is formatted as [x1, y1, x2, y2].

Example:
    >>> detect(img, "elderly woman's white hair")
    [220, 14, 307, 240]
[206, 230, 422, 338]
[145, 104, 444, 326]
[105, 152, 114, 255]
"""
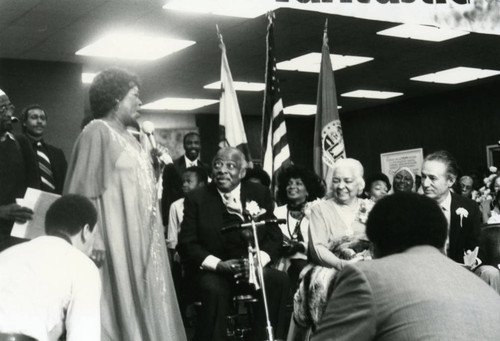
[328, 158, 365, 197]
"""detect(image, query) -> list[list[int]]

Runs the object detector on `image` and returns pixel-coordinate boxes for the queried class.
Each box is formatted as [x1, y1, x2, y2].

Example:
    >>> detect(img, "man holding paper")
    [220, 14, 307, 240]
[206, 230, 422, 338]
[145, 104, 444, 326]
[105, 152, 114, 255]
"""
[0, 89, 37, 252]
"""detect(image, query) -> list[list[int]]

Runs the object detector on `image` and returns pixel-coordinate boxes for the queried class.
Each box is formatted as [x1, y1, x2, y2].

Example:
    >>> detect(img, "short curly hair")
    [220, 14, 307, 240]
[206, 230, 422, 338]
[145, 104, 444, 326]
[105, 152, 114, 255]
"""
[366, 192, 447, 258]
[89, 67, 140, 119]
[276, 165, 325, 204]
[364, 172, 391, 195]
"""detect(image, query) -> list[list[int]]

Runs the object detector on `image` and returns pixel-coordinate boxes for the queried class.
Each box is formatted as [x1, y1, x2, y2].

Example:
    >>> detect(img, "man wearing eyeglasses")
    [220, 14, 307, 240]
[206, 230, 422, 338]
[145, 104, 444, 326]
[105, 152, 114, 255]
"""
[0, 89, 37, 252]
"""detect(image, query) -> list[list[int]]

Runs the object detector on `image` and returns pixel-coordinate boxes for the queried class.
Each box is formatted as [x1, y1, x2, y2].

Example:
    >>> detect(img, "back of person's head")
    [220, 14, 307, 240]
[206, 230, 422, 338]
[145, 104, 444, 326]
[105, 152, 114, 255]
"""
[184, 166, 208, 185]
[366, 192, 447, 258]
[45, 195, 97, 237]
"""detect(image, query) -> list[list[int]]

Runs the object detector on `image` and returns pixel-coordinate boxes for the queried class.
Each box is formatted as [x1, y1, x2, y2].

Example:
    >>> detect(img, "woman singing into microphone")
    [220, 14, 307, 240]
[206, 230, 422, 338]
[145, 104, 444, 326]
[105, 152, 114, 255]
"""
[64, 67, 186, 341]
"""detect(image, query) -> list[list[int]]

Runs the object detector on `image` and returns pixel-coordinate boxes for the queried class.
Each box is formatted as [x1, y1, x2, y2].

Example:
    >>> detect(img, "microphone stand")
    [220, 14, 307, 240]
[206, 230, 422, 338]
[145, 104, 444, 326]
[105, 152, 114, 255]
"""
[249, 217, 275, 341]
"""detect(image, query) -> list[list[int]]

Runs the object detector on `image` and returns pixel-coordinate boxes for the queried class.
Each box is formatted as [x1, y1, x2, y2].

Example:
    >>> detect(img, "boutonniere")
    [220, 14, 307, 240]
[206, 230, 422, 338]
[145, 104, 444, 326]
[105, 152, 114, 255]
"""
[245, 200, 266, 220]
[455, 207, 469, 227]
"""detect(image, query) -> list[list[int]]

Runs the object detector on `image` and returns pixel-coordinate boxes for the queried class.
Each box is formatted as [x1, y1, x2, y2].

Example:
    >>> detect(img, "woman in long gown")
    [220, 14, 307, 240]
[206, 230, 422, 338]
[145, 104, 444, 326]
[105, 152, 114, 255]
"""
[64, 67, 186, 341]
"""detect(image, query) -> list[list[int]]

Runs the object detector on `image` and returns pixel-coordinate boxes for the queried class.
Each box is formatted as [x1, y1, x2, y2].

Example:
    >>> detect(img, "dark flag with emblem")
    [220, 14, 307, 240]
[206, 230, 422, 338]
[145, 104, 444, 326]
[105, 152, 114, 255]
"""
[262, 12, 291, 189]
[217, 26, 252, 162]
[314, 20, 345, 190]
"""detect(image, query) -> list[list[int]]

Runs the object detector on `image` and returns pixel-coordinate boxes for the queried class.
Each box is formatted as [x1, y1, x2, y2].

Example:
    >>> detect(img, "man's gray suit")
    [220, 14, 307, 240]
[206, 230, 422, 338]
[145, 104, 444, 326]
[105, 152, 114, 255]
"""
[312, 246, 500, 341]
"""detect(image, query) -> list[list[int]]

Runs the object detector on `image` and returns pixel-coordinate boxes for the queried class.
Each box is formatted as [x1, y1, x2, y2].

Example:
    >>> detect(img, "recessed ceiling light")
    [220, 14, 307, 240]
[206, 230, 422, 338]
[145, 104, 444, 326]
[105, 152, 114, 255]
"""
[163, 0, 276, 19]
[141, 97, 219, 111]
[377, 24, 469, 42]
[283, 104, 342, 116]
[410, 66, 500, 84]
[82, 72, 97, 84]
[277, 53, 373, 73]
[75, 33, 195, 60]
[341, 90, 403, 99]
[204, 81, 265, 92]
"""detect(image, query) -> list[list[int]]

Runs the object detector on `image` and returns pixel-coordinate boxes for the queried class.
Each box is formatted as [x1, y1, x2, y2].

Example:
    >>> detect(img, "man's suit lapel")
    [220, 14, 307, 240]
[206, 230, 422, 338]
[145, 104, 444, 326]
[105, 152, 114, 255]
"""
[207, 184, 226, 235]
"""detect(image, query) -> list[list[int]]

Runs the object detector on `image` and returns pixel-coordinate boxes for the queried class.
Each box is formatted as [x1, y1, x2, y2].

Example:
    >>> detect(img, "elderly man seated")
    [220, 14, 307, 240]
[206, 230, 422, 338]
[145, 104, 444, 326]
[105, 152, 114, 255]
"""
[312, 192, 500, 341]
[0, 195, 101, 341]
[178, 147, 289, 341]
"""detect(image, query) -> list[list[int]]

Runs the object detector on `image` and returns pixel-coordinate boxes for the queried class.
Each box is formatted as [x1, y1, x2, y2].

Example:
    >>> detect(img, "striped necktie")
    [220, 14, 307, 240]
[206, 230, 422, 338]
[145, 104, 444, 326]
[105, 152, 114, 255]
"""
[36, 141, 56, 192]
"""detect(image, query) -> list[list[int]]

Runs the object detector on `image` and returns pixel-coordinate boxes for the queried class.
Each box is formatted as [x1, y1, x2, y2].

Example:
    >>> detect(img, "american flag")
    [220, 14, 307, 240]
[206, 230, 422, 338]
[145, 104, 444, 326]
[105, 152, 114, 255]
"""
[261, 12, 291, 189]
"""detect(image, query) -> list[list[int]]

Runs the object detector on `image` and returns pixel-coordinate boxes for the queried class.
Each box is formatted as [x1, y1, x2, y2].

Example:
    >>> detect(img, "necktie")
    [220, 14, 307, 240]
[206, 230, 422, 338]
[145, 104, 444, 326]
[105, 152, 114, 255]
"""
[441, 205, 450, 255]
[223, 193, 243, 220]
[36, 141, 56, 192]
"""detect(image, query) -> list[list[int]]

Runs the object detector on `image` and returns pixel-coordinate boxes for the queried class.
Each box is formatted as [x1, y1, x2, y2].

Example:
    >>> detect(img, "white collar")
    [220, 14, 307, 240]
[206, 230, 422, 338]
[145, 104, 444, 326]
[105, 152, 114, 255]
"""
[440, 191, 452, 212]
[217, 183, 241, 202]
[184, 155, 199, 167]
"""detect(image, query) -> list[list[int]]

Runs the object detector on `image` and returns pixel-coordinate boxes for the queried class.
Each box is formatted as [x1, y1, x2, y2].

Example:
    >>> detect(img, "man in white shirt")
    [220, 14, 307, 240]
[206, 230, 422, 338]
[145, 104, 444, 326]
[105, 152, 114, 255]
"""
[0, 194, 101, 341]
[421, 150, 481, 263]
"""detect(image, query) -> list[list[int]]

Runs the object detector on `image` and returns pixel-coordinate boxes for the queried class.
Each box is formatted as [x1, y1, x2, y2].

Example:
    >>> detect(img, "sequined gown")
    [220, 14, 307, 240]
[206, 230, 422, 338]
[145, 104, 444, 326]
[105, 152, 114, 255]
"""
[64, 120, 186, 341]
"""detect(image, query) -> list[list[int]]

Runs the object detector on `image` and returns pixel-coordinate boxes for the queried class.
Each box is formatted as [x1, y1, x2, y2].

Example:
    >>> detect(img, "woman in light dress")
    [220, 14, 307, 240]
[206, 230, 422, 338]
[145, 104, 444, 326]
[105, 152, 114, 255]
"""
[64, 68, 186, 341]
[308, 158, 372, 270]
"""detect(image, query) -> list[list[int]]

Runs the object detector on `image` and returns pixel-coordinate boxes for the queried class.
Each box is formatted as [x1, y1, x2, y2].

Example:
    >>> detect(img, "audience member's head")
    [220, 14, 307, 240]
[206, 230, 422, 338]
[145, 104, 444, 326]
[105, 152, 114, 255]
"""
[459, 175, 475, 198]
[212, 147, 247, 193]
[392, 167, 415, 193]
[45, 194, 98, 256]
[328, 158, 365, 204]
[183, 132, 201, 161]
[0, 89, 16, 134]
[366, 192, 447, 258]
[89, 67, 140, 120]
[421, 150, 458, 203]
[182, 166, 208, 194]
[21, 104, 47, 139]
[243, 167, 272, 188]
[489, 174, 500, 194]
[363, 172, 391, 202]
[276, 165, 325, 206]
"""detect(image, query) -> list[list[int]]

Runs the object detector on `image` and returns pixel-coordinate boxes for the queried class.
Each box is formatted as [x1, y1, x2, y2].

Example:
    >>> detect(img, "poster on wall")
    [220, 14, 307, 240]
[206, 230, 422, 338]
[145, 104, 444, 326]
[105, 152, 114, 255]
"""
[155, 128, 199, 160]
[380, 148, 424, 183]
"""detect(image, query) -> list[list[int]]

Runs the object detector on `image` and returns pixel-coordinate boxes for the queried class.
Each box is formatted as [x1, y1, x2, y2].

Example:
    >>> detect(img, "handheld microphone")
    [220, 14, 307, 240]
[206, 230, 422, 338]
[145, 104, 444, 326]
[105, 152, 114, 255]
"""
[10, 117, 18, 123]
[141, 121, 156, 148]
[221, 218, 286, 233]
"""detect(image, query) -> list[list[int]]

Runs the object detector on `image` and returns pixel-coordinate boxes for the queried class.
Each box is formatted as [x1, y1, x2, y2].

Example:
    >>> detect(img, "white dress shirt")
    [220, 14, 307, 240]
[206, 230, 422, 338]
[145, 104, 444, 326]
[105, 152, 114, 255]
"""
[0, 236, 101, 341]
[184, 155, 200, 168]
[167, 198, 185, 250]
[440, 191, 452, 255]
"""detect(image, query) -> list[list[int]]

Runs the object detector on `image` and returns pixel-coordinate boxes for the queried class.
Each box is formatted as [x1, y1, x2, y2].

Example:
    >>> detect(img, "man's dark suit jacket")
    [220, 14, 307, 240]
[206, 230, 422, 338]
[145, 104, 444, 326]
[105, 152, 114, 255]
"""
[448, 192, 481, 263]
[178, 181, 282, 272]
[0, 134, 39, 245]
[34, 140, 67, 194]
[161, 155, 210, 222]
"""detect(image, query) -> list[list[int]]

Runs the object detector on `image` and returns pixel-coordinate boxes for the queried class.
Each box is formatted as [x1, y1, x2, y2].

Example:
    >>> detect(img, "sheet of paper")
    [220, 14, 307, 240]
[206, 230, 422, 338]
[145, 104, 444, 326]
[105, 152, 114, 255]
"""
[11, 188, 60, 239]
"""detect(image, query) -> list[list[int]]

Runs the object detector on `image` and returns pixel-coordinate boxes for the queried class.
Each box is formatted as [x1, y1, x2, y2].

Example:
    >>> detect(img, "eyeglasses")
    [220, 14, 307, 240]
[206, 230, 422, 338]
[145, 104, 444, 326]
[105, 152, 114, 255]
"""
[0, 103, 15, 115]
